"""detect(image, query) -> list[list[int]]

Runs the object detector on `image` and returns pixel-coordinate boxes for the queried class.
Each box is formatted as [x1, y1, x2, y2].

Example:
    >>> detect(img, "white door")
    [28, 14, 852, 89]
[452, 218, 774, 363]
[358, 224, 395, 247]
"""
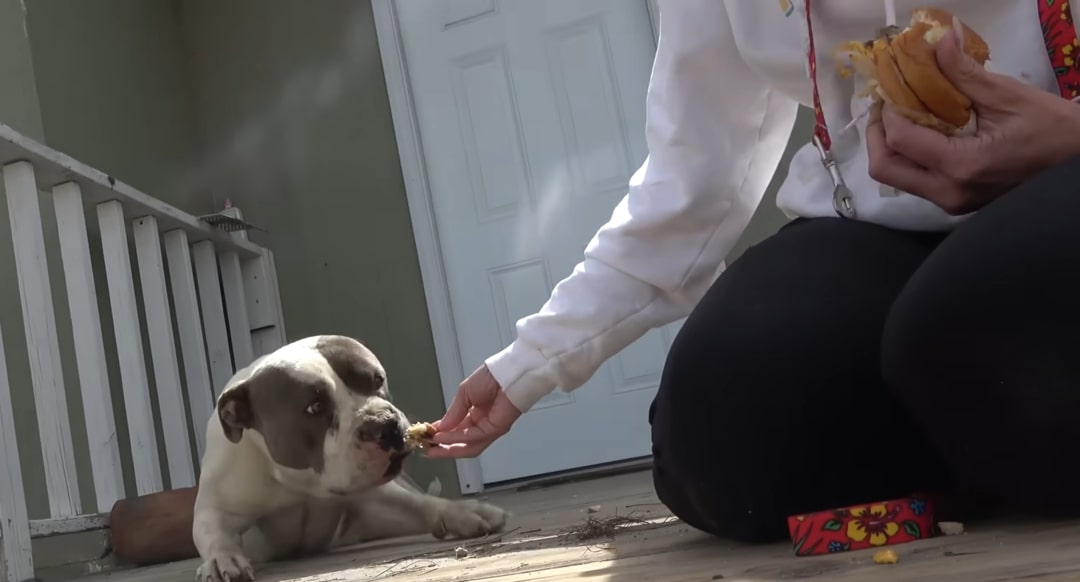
[395, 0, 676, 484]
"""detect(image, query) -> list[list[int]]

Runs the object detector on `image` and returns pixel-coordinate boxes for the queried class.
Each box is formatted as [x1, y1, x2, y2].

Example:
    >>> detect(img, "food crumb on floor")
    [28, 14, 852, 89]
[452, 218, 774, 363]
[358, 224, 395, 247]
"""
[873, 549, 899, 564]
[938, 521, 965, 536]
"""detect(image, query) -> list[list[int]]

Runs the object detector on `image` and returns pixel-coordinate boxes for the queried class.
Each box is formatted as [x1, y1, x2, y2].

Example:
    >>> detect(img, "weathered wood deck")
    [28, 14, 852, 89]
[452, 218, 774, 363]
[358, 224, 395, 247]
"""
[87, 470, 1080, 581]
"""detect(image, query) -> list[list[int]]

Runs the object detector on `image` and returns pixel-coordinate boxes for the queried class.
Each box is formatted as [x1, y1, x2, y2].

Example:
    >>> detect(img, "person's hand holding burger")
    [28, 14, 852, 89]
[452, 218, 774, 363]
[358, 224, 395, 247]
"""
[857, 9, 1080, 215]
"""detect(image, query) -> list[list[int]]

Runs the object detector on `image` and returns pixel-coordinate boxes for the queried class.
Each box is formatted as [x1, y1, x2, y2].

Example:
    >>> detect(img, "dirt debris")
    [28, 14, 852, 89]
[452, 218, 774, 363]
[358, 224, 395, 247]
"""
[565, 514, 648, 541]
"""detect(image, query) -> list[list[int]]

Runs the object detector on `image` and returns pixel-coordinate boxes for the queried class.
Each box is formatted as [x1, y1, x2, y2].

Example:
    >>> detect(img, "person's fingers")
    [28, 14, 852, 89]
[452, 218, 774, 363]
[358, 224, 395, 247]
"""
[878, 105, 958, 170]
[434, 414, 478, 440]
[935, 23, 994, 98]
[424, 441, 490, 459]
[431, 424, 494, 445]
[438, 365, 502, 430]
[867, 99, 884, 125]
[438, 389, 471, 431]
[867, 105, 934, 190]
[433, 415, 474, 435]
[870, 106, 979, 213]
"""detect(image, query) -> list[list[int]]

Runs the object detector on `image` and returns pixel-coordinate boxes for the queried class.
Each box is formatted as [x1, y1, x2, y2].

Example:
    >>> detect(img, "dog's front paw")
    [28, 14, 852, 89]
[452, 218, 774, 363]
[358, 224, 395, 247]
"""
[196, 547, 255, 582]
[432, 499, 510, 540]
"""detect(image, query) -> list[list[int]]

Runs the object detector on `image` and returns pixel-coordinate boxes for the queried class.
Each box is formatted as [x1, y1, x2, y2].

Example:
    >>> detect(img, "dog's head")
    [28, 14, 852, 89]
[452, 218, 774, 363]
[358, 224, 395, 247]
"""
[215, 335, 411, 496]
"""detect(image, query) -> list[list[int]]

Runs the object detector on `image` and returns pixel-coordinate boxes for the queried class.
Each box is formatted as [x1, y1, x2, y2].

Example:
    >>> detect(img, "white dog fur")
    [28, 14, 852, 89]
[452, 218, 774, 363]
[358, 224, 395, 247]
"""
[192, 335, 508, 581]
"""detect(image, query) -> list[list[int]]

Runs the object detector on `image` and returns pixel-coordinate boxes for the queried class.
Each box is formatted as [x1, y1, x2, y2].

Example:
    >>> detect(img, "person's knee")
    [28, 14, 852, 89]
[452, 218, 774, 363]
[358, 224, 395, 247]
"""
[880, 282, 954, 397]
[651, 461, 789, 543]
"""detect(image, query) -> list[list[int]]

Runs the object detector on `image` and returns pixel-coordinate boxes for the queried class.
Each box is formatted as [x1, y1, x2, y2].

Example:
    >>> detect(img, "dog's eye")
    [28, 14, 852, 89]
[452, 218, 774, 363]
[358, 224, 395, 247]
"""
[306, 400, 324, 415]
[374, 373, 385, 389]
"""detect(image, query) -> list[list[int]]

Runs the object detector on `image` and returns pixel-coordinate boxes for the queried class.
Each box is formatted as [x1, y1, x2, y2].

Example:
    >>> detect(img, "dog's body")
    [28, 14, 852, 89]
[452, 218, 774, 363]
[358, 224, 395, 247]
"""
[193, 335, 508, 582]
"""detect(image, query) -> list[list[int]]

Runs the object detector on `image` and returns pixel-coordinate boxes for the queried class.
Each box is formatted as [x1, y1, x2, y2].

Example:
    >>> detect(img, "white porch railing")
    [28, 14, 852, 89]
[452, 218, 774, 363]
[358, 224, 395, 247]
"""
[0, 122, 286, 581]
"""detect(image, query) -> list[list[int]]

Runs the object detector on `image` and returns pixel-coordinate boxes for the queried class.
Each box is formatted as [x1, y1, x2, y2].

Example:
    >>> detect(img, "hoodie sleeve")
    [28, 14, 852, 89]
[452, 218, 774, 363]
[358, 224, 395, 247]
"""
[487, 0, 800, 412]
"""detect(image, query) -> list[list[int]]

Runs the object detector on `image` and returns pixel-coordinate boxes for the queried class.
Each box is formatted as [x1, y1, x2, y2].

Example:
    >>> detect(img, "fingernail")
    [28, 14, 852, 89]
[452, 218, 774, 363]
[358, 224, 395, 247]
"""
[952, 15, 965, 49]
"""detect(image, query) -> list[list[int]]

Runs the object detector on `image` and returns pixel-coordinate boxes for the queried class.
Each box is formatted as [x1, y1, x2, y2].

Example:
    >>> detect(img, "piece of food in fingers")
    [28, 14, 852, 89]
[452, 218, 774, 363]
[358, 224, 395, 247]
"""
[836, 7, 991, 136]
[405, 422, 437, 450]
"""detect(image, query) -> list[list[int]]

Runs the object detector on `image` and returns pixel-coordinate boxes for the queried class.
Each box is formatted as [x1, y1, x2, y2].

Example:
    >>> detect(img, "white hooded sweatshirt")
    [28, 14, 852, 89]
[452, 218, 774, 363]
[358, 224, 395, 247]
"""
[486, 0, 1073, 412]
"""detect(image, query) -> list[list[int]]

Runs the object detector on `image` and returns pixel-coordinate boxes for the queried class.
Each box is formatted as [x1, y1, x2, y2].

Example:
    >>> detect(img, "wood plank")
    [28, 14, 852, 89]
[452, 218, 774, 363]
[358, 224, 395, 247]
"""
[219, 250, 254, 369]
[0, 122, 262, 257]
[97, 201, 163, 495]
[29, 513, 109, 539]
[52, 181, 126, 512]
[191, 241, 233, 399]
[131, 216, 195, 489]
[2, 160, 81, 518]
[83, 471, 1080, 582]
[0, 323, 35, 581]
[162, 229, 214, 459]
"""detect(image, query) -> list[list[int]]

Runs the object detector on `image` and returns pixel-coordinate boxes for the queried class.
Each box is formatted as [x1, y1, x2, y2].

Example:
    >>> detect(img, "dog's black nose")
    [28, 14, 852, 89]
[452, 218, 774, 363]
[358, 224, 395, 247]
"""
[358, 415, 405, 451]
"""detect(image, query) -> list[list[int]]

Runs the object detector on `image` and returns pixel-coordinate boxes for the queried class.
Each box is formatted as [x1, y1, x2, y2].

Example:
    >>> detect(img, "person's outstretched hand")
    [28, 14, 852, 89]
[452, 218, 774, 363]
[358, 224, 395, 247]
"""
[866, 20, 1080, 215]
[425, 365, 522, 459]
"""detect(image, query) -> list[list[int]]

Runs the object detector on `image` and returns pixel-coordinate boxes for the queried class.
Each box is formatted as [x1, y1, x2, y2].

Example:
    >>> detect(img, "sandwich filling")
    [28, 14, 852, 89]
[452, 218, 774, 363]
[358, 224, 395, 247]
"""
[835, 7, 990, 136]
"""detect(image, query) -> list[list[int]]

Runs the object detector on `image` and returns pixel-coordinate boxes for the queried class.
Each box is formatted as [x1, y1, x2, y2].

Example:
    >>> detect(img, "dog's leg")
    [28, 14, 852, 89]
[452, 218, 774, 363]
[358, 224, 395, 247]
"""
[336, 479, 509, 546]
[193, 504, 258, 582]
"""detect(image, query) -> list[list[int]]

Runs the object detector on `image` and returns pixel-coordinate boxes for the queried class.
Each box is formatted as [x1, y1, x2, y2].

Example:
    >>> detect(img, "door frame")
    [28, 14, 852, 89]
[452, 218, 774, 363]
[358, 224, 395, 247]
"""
[372, 0, 660, 495]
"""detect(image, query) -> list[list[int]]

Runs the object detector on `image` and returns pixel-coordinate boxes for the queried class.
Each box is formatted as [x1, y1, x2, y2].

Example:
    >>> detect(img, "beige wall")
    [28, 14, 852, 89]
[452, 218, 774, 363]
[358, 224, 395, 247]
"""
[19, 0, 211, 518]
[0, 0, 207, 576]
[177, 0, 458, 495]
[0, 0, 49, 523]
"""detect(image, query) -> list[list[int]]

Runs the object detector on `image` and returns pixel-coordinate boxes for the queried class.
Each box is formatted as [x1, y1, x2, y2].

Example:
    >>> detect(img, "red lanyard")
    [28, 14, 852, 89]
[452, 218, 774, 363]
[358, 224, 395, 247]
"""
[804, 0, 1080, 218]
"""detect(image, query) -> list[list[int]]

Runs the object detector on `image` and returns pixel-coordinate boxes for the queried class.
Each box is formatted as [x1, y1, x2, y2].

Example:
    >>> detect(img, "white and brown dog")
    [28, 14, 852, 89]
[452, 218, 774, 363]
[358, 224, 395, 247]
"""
[193, 335, 508, 582]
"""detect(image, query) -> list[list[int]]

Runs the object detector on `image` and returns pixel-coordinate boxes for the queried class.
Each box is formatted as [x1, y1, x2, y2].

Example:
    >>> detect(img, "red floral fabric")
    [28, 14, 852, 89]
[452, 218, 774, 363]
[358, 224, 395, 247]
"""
[787, 495, 935, 556]
[1040, 0, 1080, 99]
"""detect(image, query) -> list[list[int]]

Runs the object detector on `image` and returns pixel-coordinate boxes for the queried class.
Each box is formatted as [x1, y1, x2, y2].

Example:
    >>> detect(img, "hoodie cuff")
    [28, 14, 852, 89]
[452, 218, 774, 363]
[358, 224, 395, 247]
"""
[485, 341, 559, 413]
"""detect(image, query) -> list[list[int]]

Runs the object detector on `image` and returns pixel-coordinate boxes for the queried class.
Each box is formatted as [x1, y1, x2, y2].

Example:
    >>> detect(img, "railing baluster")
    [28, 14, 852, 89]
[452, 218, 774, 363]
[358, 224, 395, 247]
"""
[97, 201, 163, 495]
[132, 216, 195, 488]
[219, 250, 255, 369]
[242, 251, 288, 357]
[163, 229, 215, 458]
[0, 324, 34, 582]
[2, 161, 81, 518]
[0, 122, 290, 577]
[192, 241, 234, 398]
[51, 182, 125, 512]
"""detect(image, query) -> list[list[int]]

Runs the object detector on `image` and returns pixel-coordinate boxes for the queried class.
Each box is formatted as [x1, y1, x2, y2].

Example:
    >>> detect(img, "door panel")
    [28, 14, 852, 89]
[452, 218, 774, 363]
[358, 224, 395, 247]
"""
[396, 0, 671, 483]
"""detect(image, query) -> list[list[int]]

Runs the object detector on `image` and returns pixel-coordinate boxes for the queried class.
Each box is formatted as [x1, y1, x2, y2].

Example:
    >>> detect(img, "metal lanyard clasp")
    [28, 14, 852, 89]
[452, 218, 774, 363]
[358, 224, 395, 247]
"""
[812, 134, 856, 219]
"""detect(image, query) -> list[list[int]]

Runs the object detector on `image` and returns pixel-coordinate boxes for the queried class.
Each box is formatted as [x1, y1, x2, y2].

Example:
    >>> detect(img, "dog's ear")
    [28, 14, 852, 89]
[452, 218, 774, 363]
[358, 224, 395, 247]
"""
[217, 379, 254, 443]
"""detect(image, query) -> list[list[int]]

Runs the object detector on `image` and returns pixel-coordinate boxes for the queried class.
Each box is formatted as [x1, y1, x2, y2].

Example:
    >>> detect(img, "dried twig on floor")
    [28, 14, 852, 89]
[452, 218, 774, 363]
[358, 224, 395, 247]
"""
[368, 558, 438, 581]
[564, 512, 650, 541]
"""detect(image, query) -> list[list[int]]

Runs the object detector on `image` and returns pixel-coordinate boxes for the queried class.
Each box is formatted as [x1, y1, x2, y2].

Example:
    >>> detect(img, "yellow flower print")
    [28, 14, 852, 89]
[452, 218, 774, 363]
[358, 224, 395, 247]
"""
[845, 504, 901, 546]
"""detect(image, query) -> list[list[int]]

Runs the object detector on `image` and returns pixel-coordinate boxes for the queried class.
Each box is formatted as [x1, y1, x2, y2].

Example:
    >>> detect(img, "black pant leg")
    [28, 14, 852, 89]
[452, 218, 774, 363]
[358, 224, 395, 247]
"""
[650, 217, 948, 543]
[882, 155, 1080, 515]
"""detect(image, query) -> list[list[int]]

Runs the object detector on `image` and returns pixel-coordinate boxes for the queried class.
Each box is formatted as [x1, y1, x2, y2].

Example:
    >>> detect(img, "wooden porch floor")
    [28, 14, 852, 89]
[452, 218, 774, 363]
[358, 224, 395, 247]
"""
[88, 470, 1080, 581]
